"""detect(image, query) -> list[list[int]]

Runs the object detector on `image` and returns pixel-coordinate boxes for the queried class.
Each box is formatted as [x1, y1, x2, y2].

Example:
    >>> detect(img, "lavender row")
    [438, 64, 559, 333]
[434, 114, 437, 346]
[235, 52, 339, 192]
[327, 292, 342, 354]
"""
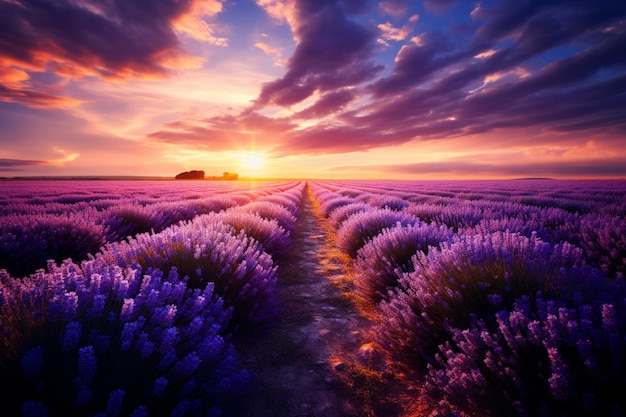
[96, 183, 304, 331]
[0, 181, 303, 277]
[0, 180, 299, 211]
[378, 232, 626, 417]
[323, 180, 626, 216]
[315, 181, 626, 277]
[0, 181, 304, 416]
[312, 180, 626, 417]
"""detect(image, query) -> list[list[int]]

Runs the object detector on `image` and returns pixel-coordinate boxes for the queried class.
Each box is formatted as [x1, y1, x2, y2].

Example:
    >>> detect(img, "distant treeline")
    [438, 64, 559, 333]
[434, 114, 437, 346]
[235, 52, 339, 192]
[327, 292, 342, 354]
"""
[175, 170, 238, 180]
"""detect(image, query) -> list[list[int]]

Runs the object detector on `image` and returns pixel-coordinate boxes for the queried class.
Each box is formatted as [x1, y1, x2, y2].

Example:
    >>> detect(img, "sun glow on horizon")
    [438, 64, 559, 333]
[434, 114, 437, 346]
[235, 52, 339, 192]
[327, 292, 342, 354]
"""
[239, 152, 265, 177]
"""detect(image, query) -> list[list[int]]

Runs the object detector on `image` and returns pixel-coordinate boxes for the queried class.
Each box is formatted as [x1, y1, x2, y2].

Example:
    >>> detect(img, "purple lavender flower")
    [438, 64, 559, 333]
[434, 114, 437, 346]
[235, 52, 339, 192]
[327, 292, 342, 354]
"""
[97, 218, 279, 329]
[354, 222, 453, 306]
[0, 212, 106, 277]
[0, 260, 252, 416]
[337, 208, 420, 257]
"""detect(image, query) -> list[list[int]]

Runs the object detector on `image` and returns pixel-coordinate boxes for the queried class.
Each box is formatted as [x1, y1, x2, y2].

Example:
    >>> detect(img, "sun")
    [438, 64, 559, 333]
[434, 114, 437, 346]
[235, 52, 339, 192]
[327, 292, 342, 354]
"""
[245, 155, 263, 169]
[240, 152, 265, 175]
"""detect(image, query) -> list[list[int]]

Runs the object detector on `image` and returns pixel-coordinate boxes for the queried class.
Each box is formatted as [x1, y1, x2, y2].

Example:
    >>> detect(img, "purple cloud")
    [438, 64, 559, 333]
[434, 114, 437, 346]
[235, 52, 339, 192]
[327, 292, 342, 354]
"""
[379, 0, 410, 17]
[0, 84, 82, 109]
[369, 30, 467, 97]
[348, 2, 626, 147]
[0, 158, 48, 171]
[293, 89, 355, 119]
[148, 0, 626, 162]
[424, 0, 458, 14]
[0, 0, 221, 108]
[253, 0, 381, 108]
[0, 0, 214, 79]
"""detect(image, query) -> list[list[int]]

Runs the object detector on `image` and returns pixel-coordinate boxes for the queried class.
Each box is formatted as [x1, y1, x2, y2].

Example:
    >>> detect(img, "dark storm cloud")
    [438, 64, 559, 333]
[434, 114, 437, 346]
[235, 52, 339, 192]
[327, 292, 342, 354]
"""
[253, 0, 382, 108]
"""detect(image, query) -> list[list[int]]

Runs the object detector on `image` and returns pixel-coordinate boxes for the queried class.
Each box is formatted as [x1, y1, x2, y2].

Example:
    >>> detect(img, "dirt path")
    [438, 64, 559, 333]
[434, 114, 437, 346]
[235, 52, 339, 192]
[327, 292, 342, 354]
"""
[239, 184, 376, 417]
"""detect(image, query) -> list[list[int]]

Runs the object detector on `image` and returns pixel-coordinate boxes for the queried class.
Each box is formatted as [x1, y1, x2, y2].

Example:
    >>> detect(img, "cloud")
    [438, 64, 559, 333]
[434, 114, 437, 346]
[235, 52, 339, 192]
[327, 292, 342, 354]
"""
[49, 147, 80, 166]
[255, 0, 299, 33]
[293, 89, 355, 119]
[254, 42, 286, 66]
[0, 84, 84, 108]
[352, 1, 626, 147]
[148, 0, 625, 167]
[379, 0, 409, 18]
[328, 157, 626, 178]
[173, 0, 226, 45]
[0, 158, 47, 170]
[0, 0, 224, 108]
[254, 0, 382, 108]
[424, 0, 458, 14]
[0, 149, 78, 170]
[157, 0, 625, 160]
[377, 21, 415, 43]
[146, 111, 294, 151]
[369, 30, 466, 96]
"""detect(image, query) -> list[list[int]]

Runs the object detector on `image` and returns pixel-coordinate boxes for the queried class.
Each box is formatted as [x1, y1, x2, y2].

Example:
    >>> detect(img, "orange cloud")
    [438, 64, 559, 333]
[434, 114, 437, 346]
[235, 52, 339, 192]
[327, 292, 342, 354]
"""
[49, 147, 80, 166]
[0, 84, 84, 109]
[173, 0, 228, 45]
[378, 21, 414, 43]
[0, 0, 223, 109]
[255, 0, 299, 38]
[255, 42, 285, 66]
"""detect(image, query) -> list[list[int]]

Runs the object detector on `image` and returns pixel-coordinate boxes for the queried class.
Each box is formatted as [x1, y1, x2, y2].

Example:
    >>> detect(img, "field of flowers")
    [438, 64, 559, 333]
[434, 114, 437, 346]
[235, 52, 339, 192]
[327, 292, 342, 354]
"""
[1, 179, 625, 417]
[0, 180, 304, 416]
[310, 179, 626, 417]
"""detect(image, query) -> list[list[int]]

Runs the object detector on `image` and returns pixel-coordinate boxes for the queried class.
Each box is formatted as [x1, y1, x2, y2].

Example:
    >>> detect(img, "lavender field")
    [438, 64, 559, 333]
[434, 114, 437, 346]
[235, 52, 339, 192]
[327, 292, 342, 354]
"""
[1, 179, 625, 417]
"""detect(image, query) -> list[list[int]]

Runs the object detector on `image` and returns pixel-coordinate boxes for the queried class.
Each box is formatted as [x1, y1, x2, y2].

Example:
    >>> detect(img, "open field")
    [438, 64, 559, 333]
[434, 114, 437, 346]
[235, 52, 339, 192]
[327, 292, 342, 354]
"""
[1, 179, 625, 416]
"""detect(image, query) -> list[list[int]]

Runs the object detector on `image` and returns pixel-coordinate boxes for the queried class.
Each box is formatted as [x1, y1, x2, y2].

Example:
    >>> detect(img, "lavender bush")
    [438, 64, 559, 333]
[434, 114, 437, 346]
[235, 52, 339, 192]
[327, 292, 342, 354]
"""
[194, 212, 291, 259]
[229, 201, 297, 233]
[579, 214, 626, 277]
[462, 217, 550, 244]
[423, 293, 626, 417]
[97, 220, 279, 330]
[152, 197, 238, 227]
[358, 194, 410, 211]
[336, 208, 419, 257]
[308, 184, 358, 218]
[376, 232, 606, 374]
[0, 261, 252, 417]
[100, 204, 167, 242]
[257, 194, 300, 216]
[0, 212, 106, 277]
[404, 203, 488, 231]
[328, 202, 373, 227]
[318, 195, 356, 218]
[354, 223, 453, 306]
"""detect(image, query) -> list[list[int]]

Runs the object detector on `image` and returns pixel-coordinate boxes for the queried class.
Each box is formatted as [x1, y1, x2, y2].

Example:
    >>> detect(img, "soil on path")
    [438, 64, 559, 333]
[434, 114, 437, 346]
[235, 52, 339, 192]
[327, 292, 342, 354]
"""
[239, 184, 377, 417]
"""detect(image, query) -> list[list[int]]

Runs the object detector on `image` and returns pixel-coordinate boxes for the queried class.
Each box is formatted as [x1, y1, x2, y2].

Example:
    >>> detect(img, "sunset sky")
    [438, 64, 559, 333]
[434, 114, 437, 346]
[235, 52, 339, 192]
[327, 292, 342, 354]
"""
[1, 0, 625, 179]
